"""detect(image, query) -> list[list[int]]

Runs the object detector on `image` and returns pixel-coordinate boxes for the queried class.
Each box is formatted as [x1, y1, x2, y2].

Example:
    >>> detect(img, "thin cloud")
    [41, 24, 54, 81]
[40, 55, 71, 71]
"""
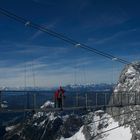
[88, 28, 138, 45]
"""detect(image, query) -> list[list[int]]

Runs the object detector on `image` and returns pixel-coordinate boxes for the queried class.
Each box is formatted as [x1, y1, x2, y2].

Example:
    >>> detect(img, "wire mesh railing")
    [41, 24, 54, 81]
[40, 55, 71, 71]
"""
[0, 91, 140, 112]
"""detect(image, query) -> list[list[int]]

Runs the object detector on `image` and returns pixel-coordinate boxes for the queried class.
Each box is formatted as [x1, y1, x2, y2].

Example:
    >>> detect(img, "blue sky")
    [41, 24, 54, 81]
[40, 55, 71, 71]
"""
[0, 0, 140, 87]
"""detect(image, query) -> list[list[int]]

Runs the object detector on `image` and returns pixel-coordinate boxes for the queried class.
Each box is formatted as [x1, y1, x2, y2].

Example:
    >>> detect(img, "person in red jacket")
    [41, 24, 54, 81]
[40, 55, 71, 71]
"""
[58, 86, 65, 109]
[54, 89, 59, 108]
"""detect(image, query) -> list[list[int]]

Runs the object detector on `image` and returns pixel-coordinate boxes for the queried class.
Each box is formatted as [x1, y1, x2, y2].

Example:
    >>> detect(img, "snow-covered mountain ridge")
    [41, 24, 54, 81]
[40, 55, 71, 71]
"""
[0, 83, 114, 92]
[108, 62, 140, 140]
[4, 110, 131, 140]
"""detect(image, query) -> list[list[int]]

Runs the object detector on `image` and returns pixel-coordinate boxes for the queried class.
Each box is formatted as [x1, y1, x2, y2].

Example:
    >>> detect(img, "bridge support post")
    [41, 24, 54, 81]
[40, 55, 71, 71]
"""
[33, 93, 36, 110]
[96, 92, 98, 108]
[27, 92, 30, 109]
[112, 93, 114, 105]
[104, 93, 107, 106]
[85, 93, 88, 109]
[0, 91, 2, 109]
[76, 92, 79, 107]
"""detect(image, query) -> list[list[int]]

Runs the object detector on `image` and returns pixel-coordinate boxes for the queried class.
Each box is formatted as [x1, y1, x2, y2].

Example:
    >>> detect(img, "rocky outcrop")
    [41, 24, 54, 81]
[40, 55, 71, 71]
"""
[109, 62, 140, 106]
[4, 110, 132, 140]
[4, 112, 84, 140]
[108, 62, 140, 140]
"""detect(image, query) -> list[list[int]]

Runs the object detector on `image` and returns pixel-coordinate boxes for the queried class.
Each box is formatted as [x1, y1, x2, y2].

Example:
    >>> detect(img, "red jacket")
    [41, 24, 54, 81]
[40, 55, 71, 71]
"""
[54, 90, 59, 99]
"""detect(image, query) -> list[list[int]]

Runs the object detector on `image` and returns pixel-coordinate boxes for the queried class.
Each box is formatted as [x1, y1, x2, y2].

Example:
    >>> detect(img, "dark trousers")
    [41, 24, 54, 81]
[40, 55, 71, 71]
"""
[54, 98, 57, 108]
[58, 98, 62, 108]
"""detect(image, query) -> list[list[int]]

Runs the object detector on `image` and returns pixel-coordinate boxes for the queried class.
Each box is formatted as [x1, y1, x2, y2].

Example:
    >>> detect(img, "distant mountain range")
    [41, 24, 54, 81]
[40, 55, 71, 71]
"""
[0, 83, 115, 92]
[64, 83, 115, 91]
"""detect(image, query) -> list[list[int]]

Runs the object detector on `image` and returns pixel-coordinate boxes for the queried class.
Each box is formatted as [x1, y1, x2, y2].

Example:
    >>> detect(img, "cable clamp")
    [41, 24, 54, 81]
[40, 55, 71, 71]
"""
[25, 21, 31, 27]
[112, 57, 118, 61]
[75, 44, 81, 48]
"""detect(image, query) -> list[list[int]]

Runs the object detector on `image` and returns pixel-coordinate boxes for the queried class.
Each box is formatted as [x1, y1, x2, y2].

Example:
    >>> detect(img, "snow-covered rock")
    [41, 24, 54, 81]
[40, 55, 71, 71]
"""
[4, 111, 83, 140]
[4, 110, 132, 140]
[1, 101, 8, 108]
[40, 101, 54, 109]
[114, 62, 140, 93]
[64, 83, 114, 92]
[109, 62, 140, 106]
[61, 110, 132, 140]
[5, 125, 16, 132]
[108, 62, 140, 140]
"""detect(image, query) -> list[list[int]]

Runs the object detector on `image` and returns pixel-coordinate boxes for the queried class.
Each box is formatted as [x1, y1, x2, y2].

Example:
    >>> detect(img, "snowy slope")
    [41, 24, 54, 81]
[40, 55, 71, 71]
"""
[40, 100, 54, 109]
[4, 108, 133, 140]
[60, 110, 131, 140]
[84, 111, 131, 140]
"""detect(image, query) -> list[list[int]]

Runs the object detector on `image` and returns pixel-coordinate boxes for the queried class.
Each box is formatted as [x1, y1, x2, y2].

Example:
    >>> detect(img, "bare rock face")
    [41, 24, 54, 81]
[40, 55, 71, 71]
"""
[109, 62, 140, 106]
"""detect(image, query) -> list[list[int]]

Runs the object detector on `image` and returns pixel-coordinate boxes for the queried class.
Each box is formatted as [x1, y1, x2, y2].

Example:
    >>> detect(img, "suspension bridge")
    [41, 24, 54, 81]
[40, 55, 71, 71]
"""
[0, 90, 140, 113]
[0, 7, 138, 113]
[0, 6, 140, 139]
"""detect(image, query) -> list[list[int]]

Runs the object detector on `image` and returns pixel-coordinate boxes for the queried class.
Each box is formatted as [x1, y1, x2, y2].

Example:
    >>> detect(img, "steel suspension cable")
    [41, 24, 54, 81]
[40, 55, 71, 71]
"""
[0, 7, 131, 65]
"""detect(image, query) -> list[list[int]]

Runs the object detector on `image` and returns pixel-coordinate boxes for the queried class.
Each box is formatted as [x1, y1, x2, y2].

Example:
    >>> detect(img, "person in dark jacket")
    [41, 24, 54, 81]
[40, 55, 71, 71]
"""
[57, 86, 65, 109]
